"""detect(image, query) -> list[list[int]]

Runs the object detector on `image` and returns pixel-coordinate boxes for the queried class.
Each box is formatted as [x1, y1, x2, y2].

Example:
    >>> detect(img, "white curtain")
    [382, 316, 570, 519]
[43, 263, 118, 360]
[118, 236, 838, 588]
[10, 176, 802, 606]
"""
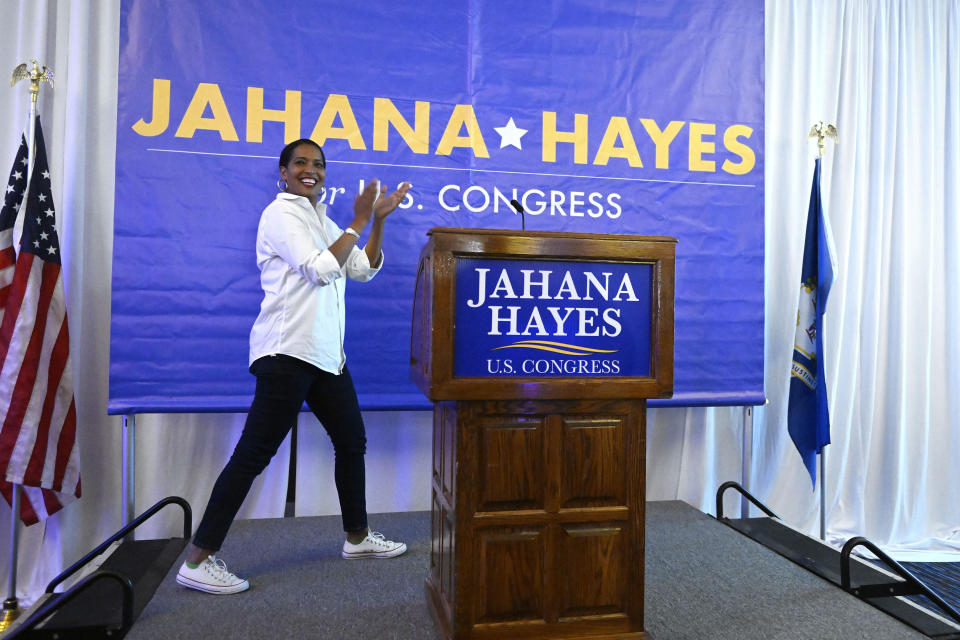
[762, 0, 960, 560]
[0, 0, 958, 607]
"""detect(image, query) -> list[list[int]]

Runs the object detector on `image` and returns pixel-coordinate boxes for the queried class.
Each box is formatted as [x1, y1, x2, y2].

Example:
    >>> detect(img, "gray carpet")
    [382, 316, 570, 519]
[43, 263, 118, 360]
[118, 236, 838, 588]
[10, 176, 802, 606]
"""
[127, 511, 435, 640]
[124, 502, 929, 640]
[644, 502, 929, 639]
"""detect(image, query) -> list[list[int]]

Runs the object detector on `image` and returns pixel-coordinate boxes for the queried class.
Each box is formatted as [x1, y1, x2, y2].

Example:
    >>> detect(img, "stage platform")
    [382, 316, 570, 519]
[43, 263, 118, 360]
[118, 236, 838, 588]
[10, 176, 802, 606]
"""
[113, 501, 935, 640]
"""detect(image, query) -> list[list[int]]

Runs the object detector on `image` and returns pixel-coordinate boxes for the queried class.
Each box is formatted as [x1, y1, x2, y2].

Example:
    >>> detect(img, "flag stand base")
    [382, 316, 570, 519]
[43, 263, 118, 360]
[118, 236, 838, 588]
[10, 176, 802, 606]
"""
[0, 597, 21, 631]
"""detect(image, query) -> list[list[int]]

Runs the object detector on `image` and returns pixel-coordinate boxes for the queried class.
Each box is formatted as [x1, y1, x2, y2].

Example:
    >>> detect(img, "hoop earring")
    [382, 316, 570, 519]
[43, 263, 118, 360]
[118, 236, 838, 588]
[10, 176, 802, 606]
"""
[277, 178, 287, 192]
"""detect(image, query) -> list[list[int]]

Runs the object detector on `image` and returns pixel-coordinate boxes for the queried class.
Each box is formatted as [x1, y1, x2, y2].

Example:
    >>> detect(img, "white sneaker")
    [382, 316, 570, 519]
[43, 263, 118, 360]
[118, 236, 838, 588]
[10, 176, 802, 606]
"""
[342, 531, 407, 559]
[176, 555, 250, 594]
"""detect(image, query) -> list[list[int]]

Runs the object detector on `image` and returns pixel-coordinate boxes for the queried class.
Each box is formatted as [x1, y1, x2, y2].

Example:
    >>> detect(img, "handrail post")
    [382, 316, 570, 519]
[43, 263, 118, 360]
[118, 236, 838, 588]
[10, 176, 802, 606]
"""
[46, 496, 191, 594]
[716, 481, 780, 520]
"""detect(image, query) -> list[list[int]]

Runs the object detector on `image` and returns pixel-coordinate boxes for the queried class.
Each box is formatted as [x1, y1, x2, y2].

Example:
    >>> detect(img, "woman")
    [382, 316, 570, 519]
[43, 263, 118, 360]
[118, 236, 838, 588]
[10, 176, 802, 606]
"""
[176, 138, 412, 594]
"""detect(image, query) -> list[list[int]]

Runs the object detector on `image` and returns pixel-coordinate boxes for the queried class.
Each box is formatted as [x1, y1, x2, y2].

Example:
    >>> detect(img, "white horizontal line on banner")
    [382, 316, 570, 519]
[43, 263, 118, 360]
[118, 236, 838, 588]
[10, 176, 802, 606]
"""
[147, 148, 276, 159]
[146, 148, 757, 188]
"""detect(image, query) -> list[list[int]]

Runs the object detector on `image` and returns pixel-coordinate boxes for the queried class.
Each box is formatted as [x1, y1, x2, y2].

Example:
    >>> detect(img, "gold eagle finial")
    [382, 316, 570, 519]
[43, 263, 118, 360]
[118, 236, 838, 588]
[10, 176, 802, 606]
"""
[11, 60, 55, 103]
[808, 121, 838, 156]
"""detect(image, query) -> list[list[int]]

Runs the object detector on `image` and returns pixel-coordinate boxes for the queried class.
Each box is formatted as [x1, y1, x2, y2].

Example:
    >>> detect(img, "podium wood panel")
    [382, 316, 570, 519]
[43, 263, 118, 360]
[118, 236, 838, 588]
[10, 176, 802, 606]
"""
[426, 399, 651, 640]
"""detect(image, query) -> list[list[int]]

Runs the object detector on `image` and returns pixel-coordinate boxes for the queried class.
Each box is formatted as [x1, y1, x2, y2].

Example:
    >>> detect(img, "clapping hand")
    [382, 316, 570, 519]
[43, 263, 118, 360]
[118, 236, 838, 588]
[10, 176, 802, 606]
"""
[374, 181, 412, 220]
[353, 180, 412, 228]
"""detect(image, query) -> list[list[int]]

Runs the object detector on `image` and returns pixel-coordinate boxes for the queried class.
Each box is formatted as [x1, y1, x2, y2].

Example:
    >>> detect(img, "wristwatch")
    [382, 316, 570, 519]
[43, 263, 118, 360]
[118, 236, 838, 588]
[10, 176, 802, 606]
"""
[344, 227, 360, 239]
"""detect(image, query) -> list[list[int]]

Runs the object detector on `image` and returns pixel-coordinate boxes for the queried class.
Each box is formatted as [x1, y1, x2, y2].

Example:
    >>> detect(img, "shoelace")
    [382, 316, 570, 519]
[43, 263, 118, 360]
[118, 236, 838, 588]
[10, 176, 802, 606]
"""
[367, 531, 391, 547]
[205, 555, 237, 580]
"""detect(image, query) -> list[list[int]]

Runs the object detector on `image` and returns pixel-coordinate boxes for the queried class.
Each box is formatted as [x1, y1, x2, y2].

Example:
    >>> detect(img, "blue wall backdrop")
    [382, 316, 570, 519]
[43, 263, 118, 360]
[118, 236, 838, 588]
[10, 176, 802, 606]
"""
[110, 0, 764, 413]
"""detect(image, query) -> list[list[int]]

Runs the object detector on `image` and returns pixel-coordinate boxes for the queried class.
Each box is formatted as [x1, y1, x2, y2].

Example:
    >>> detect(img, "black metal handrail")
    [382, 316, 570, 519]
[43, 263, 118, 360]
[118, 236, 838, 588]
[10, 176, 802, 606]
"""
[840, 536, 960, 625]
[8, 570, 134, 638]
[45, 496, 191, 594]
[715, 481, 780, 520]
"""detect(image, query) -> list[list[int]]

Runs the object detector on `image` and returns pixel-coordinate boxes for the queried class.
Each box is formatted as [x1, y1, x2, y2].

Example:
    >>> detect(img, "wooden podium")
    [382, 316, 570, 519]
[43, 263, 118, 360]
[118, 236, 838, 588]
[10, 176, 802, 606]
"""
[410, 229, 675, 640]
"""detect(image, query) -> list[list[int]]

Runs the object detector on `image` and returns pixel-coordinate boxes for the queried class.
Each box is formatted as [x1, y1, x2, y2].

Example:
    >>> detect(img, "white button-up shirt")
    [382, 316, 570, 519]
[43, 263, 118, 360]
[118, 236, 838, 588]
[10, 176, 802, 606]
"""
[249, 192, 381, 373]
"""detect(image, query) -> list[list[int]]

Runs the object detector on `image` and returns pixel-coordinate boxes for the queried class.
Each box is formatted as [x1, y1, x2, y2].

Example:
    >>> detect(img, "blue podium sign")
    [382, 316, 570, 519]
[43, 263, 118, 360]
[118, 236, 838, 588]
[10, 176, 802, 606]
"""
[454, 258, 652, 378]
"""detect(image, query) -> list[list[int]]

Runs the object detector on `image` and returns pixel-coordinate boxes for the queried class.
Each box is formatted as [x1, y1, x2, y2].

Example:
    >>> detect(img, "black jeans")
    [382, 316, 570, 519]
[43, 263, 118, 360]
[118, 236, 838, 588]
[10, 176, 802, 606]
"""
[192, 355, 368, 552]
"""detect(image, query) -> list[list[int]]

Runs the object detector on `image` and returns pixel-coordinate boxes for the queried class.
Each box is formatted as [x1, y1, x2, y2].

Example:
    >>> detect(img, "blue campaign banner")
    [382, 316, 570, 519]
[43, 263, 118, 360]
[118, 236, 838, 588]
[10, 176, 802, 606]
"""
[454, 258, 651, 378]
[110, 0, 765, 413]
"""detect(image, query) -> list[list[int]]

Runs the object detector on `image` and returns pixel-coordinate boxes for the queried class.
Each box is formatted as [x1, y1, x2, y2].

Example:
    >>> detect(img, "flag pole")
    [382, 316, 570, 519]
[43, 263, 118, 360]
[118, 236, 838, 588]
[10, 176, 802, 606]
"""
[0, 58, 53, 633]
[0, 486, 21, 631]
[816, 125, 826, 543]
[808, 120, 837, 543]
[819, 450, 826, 540]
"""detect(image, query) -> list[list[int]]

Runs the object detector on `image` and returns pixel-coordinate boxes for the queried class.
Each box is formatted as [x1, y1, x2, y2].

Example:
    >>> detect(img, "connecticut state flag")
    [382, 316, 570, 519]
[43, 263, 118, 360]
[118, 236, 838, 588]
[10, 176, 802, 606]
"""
[788, 157, 837, 486]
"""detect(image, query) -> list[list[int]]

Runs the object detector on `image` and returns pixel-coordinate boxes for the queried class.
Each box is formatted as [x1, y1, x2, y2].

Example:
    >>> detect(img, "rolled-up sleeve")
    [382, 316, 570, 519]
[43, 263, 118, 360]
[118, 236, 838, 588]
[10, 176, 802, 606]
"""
[261, 205, 343, 286]
[344, 245, 382, 282]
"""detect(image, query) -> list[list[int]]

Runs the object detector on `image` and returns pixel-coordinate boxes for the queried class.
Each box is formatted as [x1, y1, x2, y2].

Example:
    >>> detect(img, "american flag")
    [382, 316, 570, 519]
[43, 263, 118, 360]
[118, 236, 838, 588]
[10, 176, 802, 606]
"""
[0, 117, 81, 525]
[0, 136, 28, 301]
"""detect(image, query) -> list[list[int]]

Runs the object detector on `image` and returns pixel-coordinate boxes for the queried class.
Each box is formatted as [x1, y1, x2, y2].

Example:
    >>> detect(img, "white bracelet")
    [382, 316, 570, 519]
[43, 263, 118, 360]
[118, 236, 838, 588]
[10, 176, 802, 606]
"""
[344, 227, 360, 239]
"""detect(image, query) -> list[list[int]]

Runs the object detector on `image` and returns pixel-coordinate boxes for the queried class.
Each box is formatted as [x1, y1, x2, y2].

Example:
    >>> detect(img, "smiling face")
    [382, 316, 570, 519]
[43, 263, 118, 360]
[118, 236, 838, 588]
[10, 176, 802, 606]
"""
[280, 142, 326, 205]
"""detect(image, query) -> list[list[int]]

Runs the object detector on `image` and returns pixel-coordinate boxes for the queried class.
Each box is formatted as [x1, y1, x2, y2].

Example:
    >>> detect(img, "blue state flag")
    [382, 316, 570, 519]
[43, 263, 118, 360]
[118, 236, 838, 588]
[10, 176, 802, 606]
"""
[788, 158, 836, 486]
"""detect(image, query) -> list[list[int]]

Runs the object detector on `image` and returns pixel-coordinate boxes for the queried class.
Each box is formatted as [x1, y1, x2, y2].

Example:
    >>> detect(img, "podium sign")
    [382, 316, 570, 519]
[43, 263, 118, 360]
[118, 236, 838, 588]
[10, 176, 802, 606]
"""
[411, 228, 674, 402]
[453, 258, 652, 378]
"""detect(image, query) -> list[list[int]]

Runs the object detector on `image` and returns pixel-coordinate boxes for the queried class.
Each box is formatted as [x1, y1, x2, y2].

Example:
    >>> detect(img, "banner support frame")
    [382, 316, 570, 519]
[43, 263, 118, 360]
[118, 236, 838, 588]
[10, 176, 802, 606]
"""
[740, 405, 754, 519]
[122, 413, 136, 538]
